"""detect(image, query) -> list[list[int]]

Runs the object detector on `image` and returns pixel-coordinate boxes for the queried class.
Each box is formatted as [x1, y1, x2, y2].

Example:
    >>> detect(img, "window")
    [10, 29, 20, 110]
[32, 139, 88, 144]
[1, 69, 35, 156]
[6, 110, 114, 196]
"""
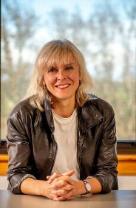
[1, 0, 136, 142]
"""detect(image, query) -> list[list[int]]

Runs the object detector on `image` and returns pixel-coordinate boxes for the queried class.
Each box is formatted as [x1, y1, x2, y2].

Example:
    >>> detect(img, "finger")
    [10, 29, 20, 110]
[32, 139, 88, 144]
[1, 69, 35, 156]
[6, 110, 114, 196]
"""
[52, 190, 72, 201]
[62, 189, 73, 200]
[57, 175, 73, 185]
[47, 170, 75, 184]
[47, 172, 61, 184]
[63, 184, 73, 191]
[46, 176, 50, 179]
[53, 195, 67, 201]
[51, 186, 73, 198]
[51, 176, 73, 189]
[51, 191, 65, 201]
[62, 170, 75, 176]
[52, 189, 67, 196]
[51, 179, 67, 189]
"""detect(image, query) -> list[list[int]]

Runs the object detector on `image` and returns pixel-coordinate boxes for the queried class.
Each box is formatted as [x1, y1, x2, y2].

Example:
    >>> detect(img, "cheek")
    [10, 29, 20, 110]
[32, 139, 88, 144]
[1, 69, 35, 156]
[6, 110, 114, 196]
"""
[71, 71, 80, 84]
[44, 75, 55, 86]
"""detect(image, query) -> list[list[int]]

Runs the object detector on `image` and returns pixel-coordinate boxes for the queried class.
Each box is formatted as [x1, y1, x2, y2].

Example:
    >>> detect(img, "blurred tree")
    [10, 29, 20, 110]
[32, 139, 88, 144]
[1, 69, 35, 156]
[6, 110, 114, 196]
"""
[1, 0, 135, 140]
[69, 9, 88, 52]
[87, 1, 120, 81]
[49, 9, 69, 39]
[49, 8, 88, 53]
[86, 0, 136, 139]
[1, 0, 38, 138]
[120, 0, 136, 137]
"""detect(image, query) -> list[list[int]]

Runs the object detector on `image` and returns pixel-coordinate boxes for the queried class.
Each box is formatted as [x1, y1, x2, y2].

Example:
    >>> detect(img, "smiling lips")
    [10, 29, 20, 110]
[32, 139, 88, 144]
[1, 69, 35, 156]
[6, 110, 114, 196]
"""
[55, 84, 71, 89]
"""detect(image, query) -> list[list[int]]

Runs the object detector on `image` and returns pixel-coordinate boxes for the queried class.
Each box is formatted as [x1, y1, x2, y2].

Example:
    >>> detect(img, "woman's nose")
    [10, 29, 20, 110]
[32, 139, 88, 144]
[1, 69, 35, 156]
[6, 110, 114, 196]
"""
[57, 69, 66, 79]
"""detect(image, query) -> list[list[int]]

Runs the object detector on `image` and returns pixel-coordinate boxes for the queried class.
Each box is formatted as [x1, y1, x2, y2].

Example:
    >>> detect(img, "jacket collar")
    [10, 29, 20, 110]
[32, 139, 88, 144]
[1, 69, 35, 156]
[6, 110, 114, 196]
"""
[43, 94, 103, 133]
[77, 96, 103, 132]
[43, 95, 54, 132]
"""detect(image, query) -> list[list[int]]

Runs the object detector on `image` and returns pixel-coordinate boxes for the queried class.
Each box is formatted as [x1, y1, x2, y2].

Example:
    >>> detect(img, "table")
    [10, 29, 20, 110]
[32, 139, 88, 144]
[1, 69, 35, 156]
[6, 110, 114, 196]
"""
[0, 190, 136, 208]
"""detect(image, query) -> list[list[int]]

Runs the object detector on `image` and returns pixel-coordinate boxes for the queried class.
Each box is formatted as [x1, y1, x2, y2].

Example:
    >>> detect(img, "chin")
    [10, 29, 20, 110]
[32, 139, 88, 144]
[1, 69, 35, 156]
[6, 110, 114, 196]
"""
[54, 93, 75, 101]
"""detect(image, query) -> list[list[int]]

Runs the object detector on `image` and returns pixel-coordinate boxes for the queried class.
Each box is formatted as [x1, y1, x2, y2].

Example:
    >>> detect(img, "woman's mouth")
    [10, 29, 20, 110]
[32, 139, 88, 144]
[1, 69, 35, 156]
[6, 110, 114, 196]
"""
[55, 84, 70, 89]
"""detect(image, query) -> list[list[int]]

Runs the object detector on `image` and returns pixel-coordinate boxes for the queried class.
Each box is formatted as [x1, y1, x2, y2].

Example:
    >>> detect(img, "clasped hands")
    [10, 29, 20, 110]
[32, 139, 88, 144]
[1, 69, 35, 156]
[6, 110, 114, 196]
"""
[45, 170, 86, 201]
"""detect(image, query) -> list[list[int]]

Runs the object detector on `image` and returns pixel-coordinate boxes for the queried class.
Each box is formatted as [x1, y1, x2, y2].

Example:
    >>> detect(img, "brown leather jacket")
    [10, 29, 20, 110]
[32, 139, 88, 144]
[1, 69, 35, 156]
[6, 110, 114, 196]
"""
[7, 95, 118, 194]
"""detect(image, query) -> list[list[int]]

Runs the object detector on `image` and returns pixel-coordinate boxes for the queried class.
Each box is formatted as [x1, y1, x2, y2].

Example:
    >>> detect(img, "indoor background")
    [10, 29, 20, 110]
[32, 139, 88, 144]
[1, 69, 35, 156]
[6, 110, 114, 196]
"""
[0, 0, 136, 189]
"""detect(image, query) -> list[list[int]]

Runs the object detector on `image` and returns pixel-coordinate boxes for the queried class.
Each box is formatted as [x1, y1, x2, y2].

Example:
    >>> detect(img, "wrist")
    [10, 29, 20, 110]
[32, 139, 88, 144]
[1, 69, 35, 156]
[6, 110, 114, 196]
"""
[20, 178, 48, 196]
[39, 180, 49, 196]
[78, 180, 87, 195]
[82, 180, 92, 194]
[86, 177, 102, 194]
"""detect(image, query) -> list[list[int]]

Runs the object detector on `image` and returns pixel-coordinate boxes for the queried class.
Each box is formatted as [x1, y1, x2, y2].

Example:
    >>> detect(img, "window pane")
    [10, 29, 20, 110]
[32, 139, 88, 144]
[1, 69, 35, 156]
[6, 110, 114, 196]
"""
[1, 0, 136, 140]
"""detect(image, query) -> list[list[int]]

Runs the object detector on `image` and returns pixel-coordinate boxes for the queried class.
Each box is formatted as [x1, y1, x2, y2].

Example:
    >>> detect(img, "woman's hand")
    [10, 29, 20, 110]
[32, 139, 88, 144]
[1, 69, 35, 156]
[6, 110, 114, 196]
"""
[46, 170, 75, 184]
[45, 171, 86, 200]
[40, 171, 74, 200]
[43, 170, 74, 200]
[51, 176, 86, 200]
[40, 179, 73, 200]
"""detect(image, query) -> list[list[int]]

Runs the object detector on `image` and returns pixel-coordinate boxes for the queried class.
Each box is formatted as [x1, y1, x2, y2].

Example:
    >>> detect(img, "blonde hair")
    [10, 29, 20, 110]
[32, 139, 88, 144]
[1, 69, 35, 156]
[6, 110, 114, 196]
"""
[26, 39, 93, 111]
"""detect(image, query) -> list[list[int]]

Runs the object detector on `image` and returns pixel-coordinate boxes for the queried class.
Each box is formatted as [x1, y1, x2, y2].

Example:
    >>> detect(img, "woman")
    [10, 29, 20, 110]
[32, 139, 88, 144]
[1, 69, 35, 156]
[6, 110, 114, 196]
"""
[7, 39, 118, 201]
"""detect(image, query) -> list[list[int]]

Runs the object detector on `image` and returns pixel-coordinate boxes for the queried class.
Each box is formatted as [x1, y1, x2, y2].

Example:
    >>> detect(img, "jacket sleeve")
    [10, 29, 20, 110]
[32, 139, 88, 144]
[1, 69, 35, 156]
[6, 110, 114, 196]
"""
[94, 105, 118, 193]
[7, 110, 36, 194]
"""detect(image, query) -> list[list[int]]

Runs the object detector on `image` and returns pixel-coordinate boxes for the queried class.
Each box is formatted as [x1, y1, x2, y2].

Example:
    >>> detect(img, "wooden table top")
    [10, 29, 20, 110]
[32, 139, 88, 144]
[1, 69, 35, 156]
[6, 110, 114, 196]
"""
[0, 190, 136, 208]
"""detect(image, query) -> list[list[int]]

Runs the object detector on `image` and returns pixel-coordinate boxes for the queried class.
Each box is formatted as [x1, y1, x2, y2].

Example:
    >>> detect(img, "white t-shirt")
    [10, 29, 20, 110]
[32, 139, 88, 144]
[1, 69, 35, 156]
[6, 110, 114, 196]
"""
[51, 109, 80, 180]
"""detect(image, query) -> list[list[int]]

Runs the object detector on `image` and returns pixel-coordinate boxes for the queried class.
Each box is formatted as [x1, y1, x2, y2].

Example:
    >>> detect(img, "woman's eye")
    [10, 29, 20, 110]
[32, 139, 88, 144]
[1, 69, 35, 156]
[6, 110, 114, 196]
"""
[65, 66, 73, 70]
[48, 67, 57, 73]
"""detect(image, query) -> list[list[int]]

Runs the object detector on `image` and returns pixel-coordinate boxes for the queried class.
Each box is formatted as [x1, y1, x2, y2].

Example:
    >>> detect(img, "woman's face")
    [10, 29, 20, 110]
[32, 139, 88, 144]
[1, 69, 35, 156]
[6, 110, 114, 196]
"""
[43, 56, 80, 102]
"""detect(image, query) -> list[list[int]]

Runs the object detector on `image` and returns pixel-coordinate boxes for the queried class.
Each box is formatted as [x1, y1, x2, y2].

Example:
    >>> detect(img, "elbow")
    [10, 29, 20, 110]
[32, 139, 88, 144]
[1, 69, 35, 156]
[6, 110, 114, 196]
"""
[8, 176, 22, 194]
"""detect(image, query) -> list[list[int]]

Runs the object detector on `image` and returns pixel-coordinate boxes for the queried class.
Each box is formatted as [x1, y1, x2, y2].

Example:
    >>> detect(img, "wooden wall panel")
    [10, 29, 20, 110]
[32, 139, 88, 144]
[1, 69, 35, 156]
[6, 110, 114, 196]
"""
[0, 155, 8, 176]
[0, 154, 136, 176]
[117, 154, 136, 175]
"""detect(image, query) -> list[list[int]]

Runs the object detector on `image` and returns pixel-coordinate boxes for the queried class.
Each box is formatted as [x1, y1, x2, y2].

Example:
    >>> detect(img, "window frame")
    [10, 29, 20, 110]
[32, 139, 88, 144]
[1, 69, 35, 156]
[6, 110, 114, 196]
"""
[0, 139, 136, 154]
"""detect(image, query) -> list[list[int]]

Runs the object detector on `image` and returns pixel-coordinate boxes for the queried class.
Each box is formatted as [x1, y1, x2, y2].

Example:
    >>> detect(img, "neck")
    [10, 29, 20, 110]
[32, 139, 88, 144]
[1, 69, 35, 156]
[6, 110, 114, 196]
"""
[52, 98, 76, 117]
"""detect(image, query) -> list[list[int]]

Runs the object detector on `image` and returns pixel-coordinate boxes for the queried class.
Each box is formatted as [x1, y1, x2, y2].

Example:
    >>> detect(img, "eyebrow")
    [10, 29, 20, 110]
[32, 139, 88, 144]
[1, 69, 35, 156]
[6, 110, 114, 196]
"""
[48, 63, 75, 68]
[64, 63, 75, 66]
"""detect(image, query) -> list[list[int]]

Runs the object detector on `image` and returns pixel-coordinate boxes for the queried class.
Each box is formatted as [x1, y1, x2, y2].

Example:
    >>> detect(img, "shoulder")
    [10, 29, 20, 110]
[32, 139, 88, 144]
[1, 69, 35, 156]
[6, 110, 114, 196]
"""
[84, 94, 115, 117]
[8, 97, 39, 121]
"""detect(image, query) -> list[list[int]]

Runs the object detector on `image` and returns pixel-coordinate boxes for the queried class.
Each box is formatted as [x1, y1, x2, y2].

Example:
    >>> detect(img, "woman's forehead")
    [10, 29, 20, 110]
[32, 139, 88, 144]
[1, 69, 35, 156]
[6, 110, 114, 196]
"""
[46, 51, 77, 67]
